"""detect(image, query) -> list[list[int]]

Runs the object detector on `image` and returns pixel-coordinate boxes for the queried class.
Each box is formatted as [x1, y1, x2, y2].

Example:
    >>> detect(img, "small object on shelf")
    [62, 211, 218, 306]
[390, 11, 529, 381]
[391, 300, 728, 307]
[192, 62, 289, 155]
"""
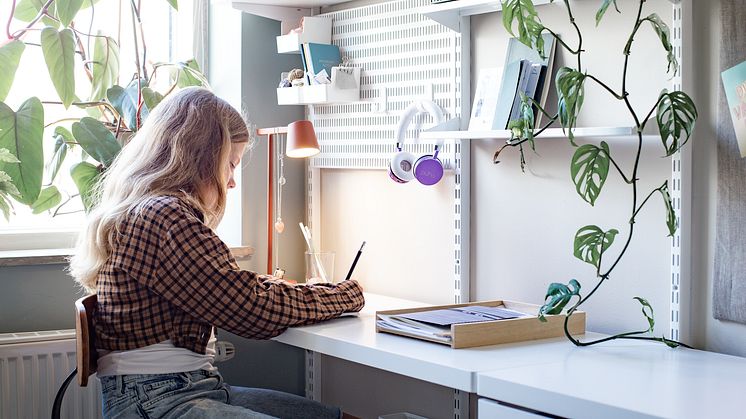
[276, 16, 333, 54]
[301, 43, 341, 85]
[376, 299, 586, 349]
[288, 68, 305, 82]
[291, 79, 305, 87]
[276, 67, 361, 105]
[278, 78, 291, 88]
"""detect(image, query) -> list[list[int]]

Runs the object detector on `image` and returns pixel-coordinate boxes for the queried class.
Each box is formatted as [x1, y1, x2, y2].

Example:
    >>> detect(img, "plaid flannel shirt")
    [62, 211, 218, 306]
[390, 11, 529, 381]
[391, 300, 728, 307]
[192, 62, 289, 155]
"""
[94, 195, 365, 354]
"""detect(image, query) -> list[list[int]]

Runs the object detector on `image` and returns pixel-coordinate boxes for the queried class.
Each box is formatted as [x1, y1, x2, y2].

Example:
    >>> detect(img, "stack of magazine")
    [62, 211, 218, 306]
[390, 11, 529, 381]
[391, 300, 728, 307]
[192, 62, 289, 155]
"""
[377, 305, 529, 344]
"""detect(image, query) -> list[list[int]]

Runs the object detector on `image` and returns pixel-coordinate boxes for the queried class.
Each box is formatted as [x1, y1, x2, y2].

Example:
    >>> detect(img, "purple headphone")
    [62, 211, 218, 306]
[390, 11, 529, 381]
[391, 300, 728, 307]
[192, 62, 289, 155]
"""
[389, 100, 445, 186]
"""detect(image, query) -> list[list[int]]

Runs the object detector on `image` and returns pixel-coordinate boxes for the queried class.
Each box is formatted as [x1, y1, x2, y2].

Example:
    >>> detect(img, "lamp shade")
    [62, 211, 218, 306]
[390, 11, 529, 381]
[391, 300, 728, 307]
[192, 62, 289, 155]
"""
[286, 120, 320, 158]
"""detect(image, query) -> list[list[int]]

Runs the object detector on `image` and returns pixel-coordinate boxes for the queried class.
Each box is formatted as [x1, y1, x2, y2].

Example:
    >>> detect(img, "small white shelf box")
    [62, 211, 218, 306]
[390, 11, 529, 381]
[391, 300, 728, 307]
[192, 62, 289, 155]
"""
[419, 126, 644, 140]
[276, 16, 333, 54]
[418, 0, 551, 32]
[277, 67, 361, 105]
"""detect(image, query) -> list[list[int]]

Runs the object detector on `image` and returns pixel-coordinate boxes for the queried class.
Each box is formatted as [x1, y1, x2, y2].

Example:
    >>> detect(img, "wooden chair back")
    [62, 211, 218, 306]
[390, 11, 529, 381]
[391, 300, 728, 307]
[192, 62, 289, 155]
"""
[75, 294, 98, 386]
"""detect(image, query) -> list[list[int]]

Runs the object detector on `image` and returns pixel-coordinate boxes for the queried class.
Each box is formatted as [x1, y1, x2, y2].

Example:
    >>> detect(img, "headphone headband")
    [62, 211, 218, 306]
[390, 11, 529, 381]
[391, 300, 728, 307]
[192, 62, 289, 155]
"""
[394, 100, 445, 152]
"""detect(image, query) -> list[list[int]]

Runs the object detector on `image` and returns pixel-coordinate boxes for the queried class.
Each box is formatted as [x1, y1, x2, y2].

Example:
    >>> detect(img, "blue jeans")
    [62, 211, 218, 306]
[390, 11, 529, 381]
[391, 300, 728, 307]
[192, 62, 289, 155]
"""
[99, 369, 341, 419]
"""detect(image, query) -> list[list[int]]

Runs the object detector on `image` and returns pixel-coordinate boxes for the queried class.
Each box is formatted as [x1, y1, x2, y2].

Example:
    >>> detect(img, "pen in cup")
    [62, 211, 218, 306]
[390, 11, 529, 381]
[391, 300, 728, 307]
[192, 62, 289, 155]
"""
[344, 241, 366, 281]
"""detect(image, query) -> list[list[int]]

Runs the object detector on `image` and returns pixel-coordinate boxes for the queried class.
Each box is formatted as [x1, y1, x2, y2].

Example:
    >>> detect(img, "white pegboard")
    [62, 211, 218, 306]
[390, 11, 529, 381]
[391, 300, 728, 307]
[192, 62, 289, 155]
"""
[309, 0, 462, 170]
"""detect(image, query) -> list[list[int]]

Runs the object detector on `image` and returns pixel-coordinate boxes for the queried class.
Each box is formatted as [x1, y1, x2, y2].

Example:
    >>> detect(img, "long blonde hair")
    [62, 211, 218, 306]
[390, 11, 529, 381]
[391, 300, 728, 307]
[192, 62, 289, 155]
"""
[69, 87, 249, 292]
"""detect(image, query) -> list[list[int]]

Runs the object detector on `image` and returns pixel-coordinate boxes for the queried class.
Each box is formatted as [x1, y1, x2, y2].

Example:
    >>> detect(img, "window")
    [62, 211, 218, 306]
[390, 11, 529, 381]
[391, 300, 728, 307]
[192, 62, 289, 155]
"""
[0, 1, 196, 251]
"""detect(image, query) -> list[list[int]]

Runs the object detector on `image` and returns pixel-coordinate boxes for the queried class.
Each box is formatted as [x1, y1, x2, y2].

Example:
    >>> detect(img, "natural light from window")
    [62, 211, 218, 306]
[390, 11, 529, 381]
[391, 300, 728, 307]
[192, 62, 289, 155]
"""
[0, 0, 195, 246]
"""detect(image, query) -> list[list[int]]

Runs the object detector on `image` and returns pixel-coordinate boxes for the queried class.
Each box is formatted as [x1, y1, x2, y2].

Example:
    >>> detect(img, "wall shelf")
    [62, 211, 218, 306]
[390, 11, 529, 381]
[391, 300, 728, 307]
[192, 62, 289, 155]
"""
[417, 0, 552, 32]
[277, 67, 361, 105]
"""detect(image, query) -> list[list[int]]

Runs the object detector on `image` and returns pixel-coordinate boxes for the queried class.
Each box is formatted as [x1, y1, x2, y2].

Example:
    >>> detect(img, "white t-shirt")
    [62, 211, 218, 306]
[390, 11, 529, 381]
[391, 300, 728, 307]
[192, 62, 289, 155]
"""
[96, 329, 217, 376]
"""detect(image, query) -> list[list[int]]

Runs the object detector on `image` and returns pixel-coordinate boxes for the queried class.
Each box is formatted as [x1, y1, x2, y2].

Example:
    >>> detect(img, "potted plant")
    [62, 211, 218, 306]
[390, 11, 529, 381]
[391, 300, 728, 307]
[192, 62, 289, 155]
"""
[0, 0, 207, 220]
[498, 0, 697, 347]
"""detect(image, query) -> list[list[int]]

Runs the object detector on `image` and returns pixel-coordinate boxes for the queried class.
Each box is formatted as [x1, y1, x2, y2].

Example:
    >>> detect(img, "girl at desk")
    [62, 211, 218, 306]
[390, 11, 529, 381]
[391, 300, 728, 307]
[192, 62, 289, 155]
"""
[69, 87, 365, 419]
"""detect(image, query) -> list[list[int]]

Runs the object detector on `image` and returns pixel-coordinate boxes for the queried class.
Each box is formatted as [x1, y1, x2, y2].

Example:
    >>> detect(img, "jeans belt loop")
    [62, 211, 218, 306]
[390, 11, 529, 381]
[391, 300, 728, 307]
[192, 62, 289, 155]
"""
[117, 374, 125, 395]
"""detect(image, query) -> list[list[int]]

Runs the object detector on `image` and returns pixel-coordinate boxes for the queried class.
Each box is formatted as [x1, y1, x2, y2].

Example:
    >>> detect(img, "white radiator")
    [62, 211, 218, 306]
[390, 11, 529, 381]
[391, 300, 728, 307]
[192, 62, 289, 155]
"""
[0, 330, 102, 419]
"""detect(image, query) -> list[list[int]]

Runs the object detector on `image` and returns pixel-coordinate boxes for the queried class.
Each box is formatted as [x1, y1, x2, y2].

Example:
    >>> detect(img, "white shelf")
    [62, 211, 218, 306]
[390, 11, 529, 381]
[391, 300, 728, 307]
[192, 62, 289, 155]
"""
[277, 67, 360, 105]
[419, 126, 645, 140]
[418, 0, 552, 32]
[276, 16, 332, 54]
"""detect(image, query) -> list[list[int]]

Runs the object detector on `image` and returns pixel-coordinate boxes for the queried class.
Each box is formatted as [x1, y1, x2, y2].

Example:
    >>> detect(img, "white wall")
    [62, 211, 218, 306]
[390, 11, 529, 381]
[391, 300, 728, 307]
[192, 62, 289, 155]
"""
[319, 0, 746, 356]
[470, 2, 674, 335]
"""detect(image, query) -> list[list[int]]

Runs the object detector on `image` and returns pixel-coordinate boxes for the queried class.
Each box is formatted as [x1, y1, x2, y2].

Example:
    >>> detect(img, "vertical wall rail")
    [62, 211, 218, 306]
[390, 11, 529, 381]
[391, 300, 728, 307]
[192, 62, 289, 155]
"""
[669, 0, 692, 343]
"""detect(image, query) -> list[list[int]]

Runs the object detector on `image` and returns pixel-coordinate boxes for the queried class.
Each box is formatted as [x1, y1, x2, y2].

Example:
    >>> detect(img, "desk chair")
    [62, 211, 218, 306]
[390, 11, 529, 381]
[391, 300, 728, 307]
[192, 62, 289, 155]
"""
[51, 294, 98, 419]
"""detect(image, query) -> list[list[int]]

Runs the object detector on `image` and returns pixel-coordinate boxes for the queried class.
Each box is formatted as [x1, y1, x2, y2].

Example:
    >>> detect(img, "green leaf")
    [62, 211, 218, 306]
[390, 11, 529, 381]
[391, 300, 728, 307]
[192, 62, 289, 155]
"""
[107, 80, 149, 131]
[90, 34, 120, 101]
[0, 98, 44, 205]
[0, 170, 21, 196]
[656, 89, 697, 156]
[658, 181, 677, 237]
[0, 41, 25, 102]
[41, 28, 77, 108]
[633, 296, 655, 333]
[72, 117, 121, 166]
[14, 0, 59, 28]
[642, 13, 677, 74]
[141, 87, 164, 111]
[555, 67, 586, 143]
[166, 0, 178, 10]
[570, 142, 610, 206]
[176, 59, 209, 88]
[70, 161, 101, 211]
[46, 127, 73, 182]
[0, 194, 10, 220]
[31, 185, 62, 214]
[81, 0, 102, 9]
[573, 225, 619, 269]
[501, 0, 546, 56]
[0, 148, 20, 164]
[56, 0, 84, 27]
[660, 336, 681, 348]
[595, 0, 620, 26]
[539, 279, 582, 322]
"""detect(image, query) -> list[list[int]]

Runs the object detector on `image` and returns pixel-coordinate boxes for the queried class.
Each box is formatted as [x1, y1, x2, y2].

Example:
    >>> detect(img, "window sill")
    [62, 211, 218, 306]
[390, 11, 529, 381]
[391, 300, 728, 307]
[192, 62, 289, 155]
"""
[0, 246, 255, 267]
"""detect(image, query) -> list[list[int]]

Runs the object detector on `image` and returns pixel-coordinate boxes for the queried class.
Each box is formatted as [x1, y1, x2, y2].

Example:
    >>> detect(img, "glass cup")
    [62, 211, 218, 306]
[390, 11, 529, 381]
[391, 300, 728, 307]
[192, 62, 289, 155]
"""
[305, 251, 335, 284]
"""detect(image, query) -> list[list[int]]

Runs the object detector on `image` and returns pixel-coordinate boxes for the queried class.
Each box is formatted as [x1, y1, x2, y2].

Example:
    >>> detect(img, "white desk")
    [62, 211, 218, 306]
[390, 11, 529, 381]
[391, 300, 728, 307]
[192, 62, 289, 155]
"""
[477, 340, 746, 419]
[274, 293, 746, 418]
[274, 293, 605, 392]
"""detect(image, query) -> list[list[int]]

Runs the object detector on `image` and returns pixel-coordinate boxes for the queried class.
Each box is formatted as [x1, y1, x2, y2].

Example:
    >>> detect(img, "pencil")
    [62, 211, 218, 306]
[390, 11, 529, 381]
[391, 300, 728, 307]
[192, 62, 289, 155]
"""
[344, 241, 366, 281]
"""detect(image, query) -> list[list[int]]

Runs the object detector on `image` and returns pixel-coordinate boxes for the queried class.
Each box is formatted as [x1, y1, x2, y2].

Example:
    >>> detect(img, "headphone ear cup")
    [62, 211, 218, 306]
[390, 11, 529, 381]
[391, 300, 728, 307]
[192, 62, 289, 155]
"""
[413, 154, 444, 186]
[389, 151, 416, 183]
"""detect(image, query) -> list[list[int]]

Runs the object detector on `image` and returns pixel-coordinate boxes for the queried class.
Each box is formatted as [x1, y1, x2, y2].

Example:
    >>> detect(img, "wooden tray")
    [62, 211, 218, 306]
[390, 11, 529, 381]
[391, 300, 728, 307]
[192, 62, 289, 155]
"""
[376, 299, 585, 349]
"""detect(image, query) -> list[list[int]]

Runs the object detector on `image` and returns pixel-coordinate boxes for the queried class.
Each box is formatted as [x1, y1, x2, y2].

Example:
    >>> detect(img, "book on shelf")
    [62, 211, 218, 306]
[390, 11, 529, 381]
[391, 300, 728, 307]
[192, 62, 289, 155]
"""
[376, 305, 529, 344]
[301, 42, 342, 85]
[489, 34, 557, 130]
[721, 60, 746, 157]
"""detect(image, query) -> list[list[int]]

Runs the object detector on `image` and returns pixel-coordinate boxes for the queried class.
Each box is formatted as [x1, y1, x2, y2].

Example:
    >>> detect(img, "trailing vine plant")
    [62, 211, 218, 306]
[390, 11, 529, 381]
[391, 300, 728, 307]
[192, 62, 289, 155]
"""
[497, 0, 697, 347]
[0, 0, 207, 220]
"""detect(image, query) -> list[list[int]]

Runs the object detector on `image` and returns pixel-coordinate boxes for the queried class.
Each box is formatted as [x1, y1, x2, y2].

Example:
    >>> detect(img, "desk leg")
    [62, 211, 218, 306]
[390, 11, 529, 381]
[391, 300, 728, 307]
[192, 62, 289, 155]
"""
[305, 350, 322, 401]
[453, 389, 471, 419]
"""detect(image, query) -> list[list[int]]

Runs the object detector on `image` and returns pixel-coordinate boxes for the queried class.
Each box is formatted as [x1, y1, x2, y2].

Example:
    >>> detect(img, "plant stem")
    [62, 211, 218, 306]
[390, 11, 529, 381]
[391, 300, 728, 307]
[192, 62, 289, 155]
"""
[11, 0, 55, 40]
[6, 0, 17, 39]
[562, 0, 583, 70]
[586, 74, 624, 100]
[604, 150, 631, 184]
[633, 186, 660, 219]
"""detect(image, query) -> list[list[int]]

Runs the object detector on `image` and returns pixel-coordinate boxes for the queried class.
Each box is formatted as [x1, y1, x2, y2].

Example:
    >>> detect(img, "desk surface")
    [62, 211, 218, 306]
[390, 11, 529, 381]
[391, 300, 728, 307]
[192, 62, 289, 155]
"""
[477, 340, 746, 419]
[274, 293, 606, 392]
